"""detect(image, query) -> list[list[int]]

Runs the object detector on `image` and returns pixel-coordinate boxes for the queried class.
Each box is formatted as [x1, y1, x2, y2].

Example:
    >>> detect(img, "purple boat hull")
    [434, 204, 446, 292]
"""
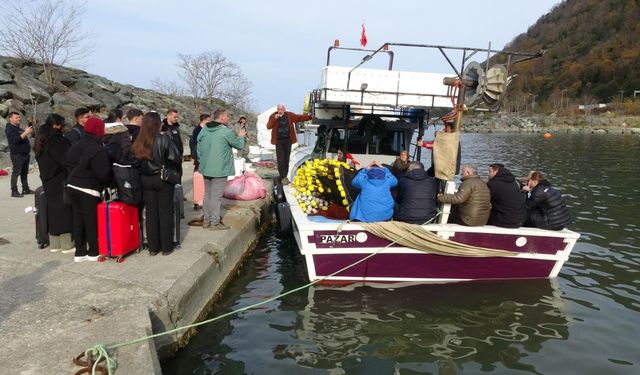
[297, 226, 579, 283]
[312, 253, 555, 280]
[288, 187, 579, 283]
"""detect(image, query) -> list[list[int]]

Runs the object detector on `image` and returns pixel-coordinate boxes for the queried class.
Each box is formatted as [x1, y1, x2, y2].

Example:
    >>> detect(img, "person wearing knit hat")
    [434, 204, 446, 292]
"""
[83, 116, 106, 139]
[349, 161, 398, 223]
[65, 116, 112, 262]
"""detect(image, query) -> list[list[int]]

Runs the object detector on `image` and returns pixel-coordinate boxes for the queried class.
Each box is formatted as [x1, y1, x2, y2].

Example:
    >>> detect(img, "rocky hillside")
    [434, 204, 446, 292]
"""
[503, 0, 640, 108]
[0, 55, 256, 168]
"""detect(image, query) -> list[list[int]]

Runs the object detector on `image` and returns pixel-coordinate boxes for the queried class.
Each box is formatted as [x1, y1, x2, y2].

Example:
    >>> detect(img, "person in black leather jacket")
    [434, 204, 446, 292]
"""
[132, 112, 181, 256]
[525, 171, 571, 230]
[66, 117, 112, 262]
[161, 108, 183, 178]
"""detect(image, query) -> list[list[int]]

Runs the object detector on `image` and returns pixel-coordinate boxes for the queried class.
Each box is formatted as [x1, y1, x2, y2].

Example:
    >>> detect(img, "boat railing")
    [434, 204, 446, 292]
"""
[438, 181, 457, 224]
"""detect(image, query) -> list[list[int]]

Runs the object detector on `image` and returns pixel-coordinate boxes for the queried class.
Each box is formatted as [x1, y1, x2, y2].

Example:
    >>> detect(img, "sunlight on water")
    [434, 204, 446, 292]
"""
[165, 133, 640, 375]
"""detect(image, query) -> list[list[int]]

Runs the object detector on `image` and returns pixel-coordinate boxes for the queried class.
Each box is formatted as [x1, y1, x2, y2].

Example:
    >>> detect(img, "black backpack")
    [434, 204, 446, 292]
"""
[112, 163, 142, 205]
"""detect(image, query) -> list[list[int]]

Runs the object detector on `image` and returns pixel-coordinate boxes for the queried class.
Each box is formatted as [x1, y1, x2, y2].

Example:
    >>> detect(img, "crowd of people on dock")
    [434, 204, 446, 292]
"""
[5, 106, 247, 262]
[345, 153, 572, 231]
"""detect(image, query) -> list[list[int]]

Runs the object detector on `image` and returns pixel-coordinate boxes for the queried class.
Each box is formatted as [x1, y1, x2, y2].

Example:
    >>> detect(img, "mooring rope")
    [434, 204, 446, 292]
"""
[79, 213, 443, 374]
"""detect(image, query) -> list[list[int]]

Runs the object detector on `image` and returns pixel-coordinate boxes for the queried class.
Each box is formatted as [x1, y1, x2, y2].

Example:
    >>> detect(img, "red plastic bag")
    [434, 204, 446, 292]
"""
[223, 172, 267, 200]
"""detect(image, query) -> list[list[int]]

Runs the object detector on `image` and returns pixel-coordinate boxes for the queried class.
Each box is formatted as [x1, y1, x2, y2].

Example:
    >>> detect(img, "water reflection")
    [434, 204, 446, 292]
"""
[287, 280, 569, 374]
[165, 229, 572, 375]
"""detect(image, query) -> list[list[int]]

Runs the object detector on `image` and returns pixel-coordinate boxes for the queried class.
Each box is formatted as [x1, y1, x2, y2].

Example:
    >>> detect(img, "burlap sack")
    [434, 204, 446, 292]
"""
[432, 131, 460, 181]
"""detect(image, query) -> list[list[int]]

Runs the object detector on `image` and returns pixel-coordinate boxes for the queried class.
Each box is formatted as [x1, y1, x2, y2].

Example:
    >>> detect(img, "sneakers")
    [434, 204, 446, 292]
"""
[60, 247, 76, 254]
[202, 222, 211, 229]
[22, 188, 34, 195]
[49, 247, 61, 253]
[210, 223, 230, 230]
[74, 255, 99, 262]
[281, 177, 290, 185]
[11, 191, 23, 198]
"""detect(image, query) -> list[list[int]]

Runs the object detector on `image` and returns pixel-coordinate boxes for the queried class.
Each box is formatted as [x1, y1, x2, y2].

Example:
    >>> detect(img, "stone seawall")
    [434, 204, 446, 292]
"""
[462, 114, 640, 134]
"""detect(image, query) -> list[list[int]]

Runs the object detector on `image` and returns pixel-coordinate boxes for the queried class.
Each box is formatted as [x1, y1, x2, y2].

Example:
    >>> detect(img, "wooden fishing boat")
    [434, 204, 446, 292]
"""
[273, 42, 579, 283]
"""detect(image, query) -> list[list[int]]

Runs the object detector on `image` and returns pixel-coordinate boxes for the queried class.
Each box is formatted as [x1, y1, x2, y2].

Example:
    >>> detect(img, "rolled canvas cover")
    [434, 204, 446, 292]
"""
[256, 106, 277, 149]
[433, 131, 460, 181]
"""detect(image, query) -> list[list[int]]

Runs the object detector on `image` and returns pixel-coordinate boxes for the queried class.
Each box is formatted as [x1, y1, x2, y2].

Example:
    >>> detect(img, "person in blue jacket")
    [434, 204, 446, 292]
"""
[349, 161, 398, 222]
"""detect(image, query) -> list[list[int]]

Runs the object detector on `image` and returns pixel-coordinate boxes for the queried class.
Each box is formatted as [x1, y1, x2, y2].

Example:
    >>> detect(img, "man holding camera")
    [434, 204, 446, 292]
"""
[5, 111, 34, 197]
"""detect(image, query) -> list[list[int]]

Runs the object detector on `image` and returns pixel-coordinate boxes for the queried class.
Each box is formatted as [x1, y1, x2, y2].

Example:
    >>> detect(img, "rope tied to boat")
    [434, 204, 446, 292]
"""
[76, 213, 445, 374]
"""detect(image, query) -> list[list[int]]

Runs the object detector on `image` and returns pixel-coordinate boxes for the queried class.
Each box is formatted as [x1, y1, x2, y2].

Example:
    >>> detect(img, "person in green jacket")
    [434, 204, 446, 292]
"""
[197, 108, 246, 230]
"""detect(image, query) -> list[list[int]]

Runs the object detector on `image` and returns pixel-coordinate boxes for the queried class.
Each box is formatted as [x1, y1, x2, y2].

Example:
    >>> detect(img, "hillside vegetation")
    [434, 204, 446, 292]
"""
[502, 0, 640, 112]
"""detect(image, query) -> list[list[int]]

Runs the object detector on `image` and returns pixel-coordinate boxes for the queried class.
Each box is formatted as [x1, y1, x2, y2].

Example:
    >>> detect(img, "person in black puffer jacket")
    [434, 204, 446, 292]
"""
[394, 161, 438, 224]
[525, 171, 571, 230]
[487, 163, 526, 228]
[66, 117, 112, 262]
[133, 112, 181, 256]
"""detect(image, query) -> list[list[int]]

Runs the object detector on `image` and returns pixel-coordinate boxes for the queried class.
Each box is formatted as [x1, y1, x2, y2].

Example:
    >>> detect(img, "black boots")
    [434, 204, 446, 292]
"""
[11, 187, 32, 197]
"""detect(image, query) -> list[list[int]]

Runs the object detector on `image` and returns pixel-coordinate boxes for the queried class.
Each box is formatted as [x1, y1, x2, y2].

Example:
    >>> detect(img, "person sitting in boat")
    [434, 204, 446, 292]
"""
[487, 163, 526, 228]
[336, 148, 359, 169]
[520, 170, 536, 193]
[349, 161, 398, 222]
[437, 164, 490, 226]
[390, 150, 410, 178]
[524, 171, 571, 230]
[393, 161, 438, 224]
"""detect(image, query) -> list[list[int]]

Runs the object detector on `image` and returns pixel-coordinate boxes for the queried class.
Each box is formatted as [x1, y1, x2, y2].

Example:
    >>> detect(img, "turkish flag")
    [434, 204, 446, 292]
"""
[360, 24, 367, 47]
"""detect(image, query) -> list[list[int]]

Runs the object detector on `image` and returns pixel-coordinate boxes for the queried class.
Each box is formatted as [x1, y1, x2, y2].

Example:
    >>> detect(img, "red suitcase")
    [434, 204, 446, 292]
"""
[97, 201, 141, 262]
[193, 171, 205, 209]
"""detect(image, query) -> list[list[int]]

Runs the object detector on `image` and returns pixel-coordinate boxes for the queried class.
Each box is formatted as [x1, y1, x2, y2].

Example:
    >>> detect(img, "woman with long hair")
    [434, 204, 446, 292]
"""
[132, 112, 181, 256]
[33, 113, 74, 254]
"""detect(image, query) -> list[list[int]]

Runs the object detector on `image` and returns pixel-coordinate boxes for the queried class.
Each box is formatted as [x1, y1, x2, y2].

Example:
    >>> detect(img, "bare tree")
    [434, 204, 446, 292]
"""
[0, 0, 91, 87]
[220, 75, 254, 112]
[177, 51, 245, 104]
[151, 78, 187, 97]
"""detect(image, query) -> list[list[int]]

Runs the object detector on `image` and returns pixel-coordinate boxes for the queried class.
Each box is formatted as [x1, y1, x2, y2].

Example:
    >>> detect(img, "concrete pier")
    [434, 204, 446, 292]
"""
[0, 161, 275, 374]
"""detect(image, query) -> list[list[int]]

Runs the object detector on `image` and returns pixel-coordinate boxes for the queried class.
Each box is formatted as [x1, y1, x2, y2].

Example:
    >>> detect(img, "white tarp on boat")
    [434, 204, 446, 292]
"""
[256, 106, 277, 150]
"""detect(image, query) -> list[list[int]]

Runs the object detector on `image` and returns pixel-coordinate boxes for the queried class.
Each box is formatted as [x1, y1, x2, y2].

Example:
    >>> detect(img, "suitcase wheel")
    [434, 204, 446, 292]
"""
[116, 257, 125, 263]
[98, 256, 107, 263]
